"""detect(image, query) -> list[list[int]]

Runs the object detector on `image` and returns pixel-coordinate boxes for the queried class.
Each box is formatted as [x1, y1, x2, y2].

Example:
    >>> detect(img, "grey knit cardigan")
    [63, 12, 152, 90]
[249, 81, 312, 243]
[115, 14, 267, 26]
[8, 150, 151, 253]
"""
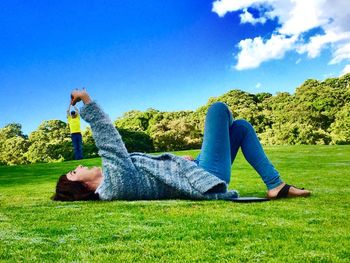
[80, 102, 239, 201]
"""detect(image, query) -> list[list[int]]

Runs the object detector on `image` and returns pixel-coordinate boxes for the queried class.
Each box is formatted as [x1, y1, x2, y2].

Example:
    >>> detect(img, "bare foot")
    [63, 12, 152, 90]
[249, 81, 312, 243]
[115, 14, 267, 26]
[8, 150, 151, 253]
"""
[267, 183, 311, 199]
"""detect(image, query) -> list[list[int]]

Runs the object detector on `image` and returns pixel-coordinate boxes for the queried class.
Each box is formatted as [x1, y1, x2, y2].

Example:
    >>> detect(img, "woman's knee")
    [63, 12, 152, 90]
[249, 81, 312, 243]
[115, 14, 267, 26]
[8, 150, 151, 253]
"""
[232, 119, 254, 131]
[207, 102, 230, 116]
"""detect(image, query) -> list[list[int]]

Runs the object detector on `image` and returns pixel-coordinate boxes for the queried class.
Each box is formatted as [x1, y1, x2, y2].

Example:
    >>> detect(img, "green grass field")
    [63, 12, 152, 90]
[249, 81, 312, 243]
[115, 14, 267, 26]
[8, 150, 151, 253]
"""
[0, 146, 349, 262]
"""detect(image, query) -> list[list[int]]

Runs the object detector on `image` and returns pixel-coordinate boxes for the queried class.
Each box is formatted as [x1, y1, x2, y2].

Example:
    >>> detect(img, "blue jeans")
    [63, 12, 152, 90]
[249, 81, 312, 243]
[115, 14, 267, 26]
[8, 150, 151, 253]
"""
[71, 133, 83, 160]
[195, 102, 282, 190]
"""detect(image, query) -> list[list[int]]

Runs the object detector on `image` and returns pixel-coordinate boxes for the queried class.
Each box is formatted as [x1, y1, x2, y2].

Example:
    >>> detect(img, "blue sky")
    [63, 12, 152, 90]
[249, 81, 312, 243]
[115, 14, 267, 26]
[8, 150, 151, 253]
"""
[1, 0, 349, 135]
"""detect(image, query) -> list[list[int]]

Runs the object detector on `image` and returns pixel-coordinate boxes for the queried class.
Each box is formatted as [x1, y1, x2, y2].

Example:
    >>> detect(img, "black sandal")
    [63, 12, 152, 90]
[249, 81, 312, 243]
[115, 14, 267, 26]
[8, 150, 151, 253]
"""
[276, 184, 305, 199]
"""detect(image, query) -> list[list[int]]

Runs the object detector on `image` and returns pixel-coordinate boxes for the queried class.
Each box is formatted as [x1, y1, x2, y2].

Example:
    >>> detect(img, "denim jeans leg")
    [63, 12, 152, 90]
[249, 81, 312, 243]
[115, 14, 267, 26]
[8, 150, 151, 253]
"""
[196, 102, 233, 184]
[72, 133, 83, 160]
[71, 134, 78, 160]
[76, 134, 83, 159]
[196, 102, 282, 190]
[229, 120, 282, 190]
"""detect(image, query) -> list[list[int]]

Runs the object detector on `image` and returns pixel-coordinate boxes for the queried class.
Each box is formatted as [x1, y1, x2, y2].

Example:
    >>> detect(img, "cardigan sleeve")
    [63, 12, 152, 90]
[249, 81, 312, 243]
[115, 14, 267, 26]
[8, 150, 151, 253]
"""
[80, 101, 131, 161]
[80, 102, 139, 200]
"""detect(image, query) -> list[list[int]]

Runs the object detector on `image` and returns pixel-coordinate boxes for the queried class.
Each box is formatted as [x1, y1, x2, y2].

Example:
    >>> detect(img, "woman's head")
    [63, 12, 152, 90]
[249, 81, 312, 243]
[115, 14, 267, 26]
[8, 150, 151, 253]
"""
[52, 165, 102, 201]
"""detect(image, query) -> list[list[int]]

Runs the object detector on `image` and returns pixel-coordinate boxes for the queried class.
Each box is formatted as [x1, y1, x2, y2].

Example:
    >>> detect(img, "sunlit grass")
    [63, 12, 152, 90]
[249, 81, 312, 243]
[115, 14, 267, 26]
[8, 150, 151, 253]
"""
[1, 146, 349, 262]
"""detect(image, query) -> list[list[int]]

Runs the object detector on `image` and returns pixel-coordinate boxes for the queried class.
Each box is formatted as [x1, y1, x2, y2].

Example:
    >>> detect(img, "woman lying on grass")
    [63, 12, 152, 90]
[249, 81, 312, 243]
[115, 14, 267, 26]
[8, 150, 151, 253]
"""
[53, 89, 310, 201]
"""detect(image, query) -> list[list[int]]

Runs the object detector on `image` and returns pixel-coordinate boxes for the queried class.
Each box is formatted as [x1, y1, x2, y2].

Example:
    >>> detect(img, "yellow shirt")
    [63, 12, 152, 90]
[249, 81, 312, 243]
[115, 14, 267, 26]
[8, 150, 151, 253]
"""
[67, 114, 81, 133]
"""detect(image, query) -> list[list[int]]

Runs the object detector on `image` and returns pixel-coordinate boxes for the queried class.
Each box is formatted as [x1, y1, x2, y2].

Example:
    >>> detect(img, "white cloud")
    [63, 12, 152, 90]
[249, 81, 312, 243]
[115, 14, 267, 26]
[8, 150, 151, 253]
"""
[240, 8, 266, 25]
[323, 72, 335, 78]
[235, 34, 297, 70]
[277, 0, 327, 36]
[295, 58, 301, 64]
[341, 64, 350, 76]
[297, 31, 350, 59]
[212, 0, 267, 17]
[212, 0, 350, 70]
[329, 43, 350, 65]
[255, 82, 261, 88]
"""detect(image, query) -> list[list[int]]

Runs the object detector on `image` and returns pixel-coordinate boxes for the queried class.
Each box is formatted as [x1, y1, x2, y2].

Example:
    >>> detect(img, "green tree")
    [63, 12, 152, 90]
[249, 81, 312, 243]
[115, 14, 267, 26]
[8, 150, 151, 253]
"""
[1, 136, 30, 165]
[82, 127, 99, 158]
[0, 123, 26, 140]
[330, 103, 350, 144]
[149, 113, 202, 151]
[2, 73, 349, 166]
[0, 123, 29, 165]
[26, 120, 72, 163]
[118, 128, 154, 153]
[115, 108, 159, 132]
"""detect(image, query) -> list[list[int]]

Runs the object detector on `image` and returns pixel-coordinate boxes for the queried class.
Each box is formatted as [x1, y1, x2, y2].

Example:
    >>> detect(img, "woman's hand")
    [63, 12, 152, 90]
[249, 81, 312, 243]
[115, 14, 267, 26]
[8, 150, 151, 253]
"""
[71, 88, 92, 105]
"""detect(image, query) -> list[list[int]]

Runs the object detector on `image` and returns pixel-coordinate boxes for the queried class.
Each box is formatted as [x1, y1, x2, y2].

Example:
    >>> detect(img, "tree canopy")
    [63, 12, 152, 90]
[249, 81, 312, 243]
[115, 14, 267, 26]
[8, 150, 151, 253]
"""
[1, 74, 349, 165]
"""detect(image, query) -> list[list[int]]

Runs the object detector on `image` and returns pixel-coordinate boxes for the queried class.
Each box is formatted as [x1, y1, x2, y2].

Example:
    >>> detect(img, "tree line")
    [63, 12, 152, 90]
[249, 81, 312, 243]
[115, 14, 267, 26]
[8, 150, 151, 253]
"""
[1, 74, 349, 165]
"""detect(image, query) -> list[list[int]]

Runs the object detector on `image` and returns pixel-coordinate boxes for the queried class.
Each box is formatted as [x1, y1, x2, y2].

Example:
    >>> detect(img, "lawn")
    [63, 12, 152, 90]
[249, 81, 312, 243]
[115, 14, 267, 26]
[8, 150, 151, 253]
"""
[0, 146, 349, 262]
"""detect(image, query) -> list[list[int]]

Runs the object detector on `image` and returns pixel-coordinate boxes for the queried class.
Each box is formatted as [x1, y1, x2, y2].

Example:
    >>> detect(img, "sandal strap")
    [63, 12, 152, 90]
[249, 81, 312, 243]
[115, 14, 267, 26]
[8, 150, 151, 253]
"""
[276, 184, 291, 199]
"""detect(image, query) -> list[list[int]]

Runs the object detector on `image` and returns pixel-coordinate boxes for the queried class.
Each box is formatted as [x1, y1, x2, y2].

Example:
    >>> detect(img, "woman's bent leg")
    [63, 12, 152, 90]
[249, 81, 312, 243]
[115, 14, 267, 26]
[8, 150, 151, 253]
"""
[196, 102, 282, 189]
[229, 120, 282, 190]
[196, 102, 233, 184]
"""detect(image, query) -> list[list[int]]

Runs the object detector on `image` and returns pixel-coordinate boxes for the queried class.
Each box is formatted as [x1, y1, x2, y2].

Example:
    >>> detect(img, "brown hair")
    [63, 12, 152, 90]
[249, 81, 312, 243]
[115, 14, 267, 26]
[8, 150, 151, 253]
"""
[52, 174, 99, 201]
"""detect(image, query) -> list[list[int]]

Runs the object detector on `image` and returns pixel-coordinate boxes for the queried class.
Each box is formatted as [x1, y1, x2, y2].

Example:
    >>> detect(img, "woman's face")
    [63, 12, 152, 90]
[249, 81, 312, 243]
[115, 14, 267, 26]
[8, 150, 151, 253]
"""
[66, 165, 101, 183]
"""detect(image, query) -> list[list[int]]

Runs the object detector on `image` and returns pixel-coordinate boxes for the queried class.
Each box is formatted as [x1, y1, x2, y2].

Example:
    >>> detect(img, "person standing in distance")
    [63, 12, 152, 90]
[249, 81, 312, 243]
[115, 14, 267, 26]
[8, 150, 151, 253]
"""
[67, 103, 83, 160]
